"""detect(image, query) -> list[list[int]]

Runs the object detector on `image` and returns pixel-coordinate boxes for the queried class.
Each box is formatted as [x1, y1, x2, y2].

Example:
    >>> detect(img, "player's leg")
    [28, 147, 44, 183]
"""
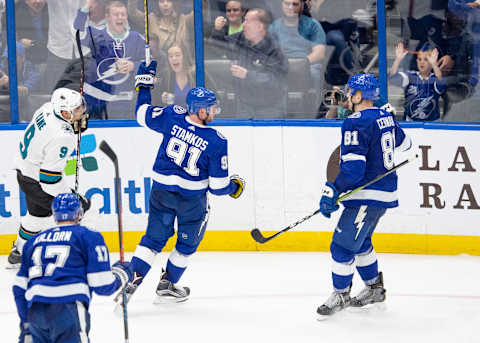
[8, 172, 54, 268]
[351, 207, 387, 307]
[118, 188, 176, 303]
[318, 205, 383, 317]
[156, 193, 209, 303]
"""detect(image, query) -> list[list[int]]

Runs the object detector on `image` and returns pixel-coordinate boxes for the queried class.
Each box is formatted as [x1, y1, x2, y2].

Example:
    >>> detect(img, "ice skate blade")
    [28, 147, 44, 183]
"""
[153, 295, 189, 304]
[348, 301, 387, 313]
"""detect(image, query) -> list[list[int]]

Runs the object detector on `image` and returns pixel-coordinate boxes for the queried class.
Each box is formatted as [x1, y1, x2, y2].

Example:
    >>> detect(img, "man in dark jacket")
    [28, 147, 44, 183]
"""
[212, 8, 289, 118]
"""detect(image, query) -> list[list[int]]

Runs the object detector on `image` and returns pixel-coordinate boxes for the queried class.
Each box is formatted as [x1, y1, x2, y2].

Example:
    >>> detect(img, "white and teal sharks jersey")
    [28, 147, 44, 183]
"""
[14, 102, 76, 196]
[334, 108, 412, 208]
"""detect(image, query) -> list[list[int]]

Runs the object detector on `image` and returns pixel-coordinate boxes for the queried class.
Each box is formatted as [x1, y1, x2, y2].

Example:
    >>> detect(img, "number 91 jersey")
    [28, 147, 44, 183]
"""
[334, 108, 410, 208]
[136, 104, 233, 196]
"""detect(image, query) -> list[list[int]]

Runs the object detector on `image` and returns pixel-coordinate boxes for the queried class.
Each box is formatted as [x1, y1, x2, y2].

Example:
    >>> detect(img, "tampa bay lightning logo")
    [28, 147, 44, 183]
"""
[410, 95, 436, 120]
[192, 88, 205, 97]
[96, 57, 131, 85]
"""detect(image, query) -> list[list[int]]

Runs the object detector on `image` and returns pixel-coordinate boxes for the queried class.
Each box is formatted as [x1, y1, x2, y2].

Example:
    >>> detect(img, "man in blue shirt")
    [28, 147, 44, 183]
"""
[114, 60, 245, 307]
[317, 74, 413, 319]
[12, 193, 132, 343]
[269, 0, 326, 88]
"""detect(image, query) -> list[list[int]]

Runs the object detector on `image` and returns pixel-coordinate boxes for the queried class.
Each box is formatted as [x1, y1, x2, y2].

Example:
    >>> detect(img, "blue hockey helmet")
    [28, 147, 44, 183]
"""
[51, 193, 83, 222]
[186, 87, 217, 114]
[347, 73, 379, 100]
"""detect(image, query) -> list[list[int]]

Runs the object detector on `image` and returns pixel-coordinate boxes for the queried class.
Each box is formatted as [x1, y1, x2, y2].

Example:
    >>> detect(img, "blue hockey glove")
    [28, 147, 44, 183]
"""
[229, 175, 245, 199]
[112, 261, 133, 288]
[319, 182, 340, 218]
[135, 60, 157, 91]
[19, 322, 32, 343]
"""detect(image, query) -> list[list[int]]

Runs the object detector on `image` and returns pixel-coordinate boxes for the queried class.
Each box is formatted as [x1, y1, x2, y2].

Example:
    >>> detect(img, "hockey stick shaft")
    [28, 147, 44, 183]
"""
[98, 140, 129, 343]
[74, 30, 86, 193]
[251, 154, 418, 243]
[144, 0, 151, 66]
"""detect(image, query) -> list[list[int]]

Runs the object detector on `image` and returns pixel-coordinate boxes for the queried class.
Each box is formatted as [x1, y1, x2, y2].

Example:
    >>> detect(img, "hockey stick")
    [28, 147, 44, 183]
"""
[250, 154, 418, 244]
[144, 0, 151, 66]
[74, 30, 85, 193]
[99, 140, 129, 343]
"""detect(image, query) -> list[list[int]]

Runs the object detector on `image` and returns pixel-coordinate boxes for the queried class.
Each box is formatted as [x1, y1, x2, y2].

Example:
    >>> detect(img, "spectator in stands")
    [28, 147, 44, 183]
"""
[0, 41, 41, 120]
[81, 0, 106, 29]
[407, 10, 478, 114]
[389, 42, 446, 121]
[43, 0, 83, 92]
[14, 0, 49, 65]
[75, 0, 146, 119]
[153, 43, 195, 108]
[212, 8, 288, 117]
[269, 0, 326, 90]
[214, 1, 244, 36]
[0, 41, 41, 97]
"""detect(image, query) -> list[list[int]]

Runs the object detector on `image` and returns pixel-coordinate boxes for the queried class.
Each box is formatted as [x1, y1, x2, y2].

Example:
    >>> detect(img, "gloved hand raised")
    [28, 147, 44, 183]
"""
[135, 60, 157, 91]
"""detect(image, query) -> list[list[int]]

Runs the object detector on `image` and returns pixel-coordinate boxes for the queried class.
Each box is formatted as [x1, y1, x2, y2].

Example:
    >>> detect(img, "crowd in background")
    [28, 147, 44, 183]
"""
[0, 0, 479, 122]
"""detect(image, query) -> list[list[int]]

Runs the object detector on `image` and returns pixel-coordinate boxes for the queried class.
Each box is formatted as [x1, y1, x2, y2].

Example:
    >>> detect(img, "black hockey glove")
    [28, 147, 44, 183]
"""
[229, 175, 245, 199]
[71, 190, 91, 213]
[73, 113, 89, 134]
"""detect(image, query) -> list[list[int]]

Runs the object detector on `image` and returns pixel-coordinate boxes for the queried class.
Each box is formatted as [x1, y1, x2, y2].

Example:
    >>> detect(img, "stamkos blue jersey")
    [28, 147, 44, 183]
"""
[136, 102, 237, 196]
[334, 108, 410, 208]
[390, 71, 446, 121]
[12, 224, 121, 322]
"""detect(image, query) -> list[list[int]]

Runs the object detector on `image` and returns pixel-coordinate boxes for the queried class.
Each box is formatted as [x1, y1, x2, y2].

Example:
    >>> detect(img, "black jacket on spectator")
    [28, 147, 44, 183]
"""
[212, 30, 288, 115]
[13, 1, 49, 64]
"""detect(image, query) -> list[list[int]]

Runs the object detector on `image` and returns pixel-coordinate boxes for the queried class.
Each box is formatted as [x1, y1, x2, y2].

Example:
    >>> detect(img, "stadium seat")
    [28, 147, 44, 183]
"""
[204, 59, 237, 117]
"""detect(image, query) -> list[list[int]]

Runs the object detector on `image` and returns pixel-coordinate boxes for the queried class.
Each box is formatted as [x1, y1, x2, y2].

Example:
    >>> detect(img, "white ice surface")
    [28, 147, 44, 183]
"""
[1, 252, 479, 343]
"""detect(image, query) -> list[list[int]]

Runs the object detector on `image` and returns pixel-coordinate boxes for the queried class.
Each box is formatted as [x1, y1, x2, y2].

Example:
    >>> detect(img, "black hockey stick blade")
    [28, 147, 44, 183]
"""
[251, 228, 270, 243]
[99, 140, 117, 163]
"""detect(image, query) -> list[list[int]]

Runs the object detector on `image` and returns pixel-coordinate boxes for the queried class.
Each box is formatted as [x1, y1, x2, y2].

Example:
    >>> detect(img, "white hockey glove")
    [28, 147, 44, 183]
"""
[135, 61, 157, 91]
[380, 103, 396, 116]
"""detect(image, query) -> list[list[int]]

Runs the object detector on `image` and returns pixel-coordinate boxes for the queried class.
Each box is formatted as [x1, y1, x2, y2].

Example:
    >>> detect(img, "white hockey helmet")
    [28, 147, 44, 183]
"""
[51, 88, 85, 123]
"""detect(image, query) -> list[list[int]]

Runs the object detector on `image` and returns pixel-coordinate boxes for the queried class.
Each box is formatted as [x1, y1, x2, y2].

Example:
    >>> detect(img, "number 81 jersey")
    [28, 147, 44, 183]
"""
[136, 104, 234, 196]
[334, 108, 411, 208]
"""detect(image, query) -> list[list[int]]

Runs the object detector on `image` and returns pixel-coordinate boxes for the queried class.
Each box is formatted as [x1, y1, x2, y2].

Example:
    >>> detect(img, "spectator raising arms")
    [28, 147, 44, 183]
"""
[75, 0, 146, 119]
[390, 42, 446, 121]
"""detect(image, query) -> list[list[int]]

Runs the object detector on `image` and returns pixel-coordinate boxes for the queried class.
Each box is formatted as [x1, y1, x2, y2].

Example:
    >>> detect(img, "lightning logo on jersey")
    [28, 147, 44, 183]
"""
[354, 205, 367, 240]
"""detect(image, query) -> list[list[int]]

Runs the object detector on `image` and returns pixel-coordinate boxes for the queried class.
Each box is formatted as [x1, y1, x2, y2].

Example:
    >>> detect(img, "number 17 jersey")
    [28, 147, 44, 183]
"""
[136, 104, 235, 196]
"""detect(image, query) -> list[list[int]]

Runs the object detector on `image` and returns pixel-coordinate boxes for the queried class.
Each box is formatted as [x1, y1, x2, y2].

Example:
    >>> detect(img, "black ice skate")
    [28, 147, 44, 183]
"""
[350, 272, 386, 307]
[6, 244, 21, 269]
[317, 285, 351, 319]
[114, 272, 143, 312]
[154, 271, 190, 304]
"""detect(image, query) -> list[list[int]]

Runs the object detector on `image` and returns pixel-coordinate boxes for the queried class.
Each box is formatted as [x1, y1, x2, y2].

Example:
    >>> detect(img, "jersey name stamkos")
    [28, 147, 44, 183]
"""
[171, 125, 209, 151]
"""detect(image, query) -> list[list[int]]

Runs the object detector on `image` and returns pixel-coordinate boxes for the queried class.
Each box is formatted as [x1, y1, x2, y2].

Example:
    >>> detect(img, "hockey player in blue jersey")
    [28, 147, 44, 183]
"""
[12, 193, 133, 343]
[317, 73, 413, 318]
[114, 60, 245, 306]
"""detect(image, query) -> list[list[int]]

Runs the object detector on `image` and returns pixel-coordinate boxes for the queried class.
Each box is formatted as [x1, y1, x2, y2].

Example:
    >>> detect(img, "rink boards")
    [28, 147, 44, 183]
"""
[0, 121, 479, 255]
